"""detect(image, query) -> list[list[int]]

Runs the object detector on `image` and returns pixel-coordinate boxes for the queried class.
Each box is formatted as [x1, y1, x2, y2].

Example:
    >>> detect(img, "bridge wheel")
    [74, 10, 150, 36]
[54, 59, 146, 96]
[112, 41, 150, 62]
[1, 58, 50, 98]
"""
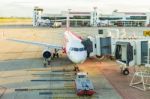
[123, 69, 129, 75]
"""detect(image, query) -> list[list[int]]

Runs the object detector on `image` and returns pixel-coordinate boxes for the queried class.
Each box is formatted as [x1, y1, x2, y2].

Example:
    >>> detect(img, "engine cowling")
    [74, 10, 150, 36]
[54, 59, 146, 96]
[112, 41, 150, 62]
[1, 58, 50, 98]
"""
[43, 50, 51, 59]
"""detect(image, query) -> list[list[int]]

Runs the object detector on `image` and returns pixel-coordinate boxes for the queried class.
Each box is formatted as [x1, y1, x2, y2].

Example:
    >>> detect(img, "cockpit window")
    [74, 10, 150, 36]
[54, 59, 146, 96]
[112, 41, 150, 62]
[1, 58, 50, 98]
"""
[70, 47, 86, 51]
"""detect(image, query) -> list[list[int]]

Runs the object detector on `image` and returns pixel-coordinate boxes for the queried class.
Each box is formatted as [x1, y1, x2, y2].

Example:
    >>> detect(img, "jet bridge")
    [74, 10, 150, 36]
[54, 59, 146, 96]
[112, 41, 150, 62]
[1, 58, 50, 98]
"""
[82, 34, 112, 58]
[82, 28, 150, 76]
[115, 40, 150, 75]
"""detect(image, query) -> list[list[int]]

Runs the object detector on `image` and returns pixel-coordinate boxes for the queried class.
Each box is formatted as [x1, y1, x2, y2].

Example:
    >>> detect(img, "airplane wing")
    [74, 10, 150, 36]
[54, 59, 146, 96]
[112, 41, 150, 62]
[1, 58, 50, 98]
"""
[7, 38, 63, 50]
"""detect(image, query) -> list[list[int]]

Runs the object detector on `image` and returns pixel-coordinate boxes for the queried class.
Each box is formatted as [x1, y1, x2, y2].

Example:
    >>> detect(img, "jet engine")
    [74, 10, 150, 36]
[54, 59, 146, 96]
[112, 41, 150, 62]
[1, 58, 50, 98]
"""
[43, 50, 51, 59]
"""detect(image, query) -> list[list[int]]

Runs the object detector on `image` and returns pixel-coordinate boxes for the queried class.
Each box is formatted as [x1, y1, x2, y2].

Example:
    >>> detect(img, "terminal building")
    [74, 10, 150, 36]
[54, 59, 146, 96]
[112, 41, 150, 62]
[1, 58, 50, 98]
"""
[33, 7, 98, 27]
[99, 11, 150, 27]
[33, 7, 150, 27]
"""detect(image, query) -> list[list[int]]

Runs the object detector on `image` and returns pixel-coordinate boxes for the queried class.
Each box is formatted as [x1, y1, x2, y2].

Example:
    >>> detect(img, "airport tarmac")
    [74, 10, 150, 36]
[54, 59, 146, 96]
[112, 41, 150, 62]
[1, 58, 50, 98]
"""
[0, 58, 123, 99]
[0, 26, 150, 99]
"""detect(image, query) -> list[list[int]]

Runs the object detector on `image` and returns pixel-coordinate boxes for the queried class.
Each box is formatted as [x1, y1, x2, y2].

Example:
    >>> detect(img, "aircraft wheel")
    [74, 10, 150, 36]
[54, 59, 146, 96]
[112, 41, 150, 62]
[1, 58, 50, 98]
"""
[123, 69, 129, 75]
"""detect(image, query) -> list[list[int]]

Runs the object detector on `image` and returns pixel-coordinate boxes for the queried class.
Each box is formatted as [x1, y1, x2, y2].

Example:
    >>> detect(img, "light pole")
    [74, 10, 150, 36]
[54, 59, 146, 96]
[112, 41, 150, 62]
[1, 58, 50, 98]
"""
[93, 7, 97, 27]
[67, 9, 71, 29]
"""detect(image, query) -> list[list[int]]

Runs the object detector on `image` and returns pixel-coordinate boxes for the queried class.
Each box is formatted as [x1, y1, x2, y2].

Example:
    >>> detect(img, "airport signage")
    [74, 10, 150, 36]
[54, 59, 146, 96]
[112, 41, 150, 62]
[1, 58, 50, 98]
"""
[143, 30, 150, 36]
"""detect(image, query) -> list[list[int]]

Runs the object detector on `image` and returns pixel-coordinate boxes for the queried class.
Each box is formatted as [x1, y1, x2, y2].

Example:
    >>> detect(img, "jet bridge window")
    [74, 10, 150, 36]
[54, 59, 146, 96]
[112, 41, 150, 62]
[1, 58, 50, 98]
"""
[141, 41, 148, 64]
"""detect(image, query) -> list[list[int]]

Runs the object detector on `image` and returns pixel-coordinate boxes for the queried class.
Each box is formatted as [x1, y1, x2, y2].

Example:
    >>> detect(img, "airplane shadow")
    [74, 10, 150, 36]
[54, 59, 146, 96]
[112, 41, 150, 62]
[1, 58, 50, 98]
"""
[48, 57, 73, 67]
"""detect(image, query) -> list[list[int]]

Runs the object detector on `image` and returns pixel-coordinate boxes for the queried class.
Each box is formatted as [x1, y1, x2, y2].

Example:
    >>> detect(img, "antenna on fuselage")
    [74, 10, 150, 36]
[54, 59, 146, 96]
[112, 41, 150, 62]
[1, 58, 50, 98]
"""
[66, 9, 71, 30]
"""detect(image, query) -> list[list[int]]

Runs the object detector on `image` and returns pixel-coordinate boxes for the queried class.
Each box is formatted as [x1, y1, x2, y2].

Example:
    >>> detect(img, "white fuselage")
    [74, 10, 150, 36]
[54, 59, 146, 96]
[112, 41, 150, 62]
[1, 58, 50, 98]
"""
[64, 30, 87, 64]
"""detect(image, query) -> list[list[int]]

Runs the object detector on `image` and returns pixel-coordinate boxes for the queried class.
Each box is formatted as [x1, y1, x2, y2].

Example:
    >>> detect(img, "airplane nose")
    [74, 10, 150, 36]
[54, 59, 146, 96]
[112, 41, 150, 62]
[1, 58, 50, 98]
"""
[73, 57, 84, 63]
[70, 52, 87, 64]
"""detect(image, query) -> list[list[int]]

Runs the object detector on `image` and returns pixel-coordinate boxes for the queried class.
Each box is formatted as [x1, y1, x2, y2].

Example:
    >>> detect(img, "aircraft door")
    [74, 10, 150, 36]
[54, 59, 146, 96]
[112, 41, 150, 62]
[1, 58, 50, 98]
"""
[81, 38, 93, 57]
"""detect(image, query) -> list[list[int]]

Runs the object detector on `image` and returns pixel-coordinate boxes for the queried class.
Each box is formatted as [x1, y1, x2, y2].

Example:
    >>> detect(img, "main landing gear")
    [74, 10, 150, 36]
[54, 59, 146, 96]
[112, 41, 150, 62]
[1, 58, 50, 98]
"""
[43, 49, 60, 67]
[52, 53, 59, 58]
[52, 49, 59, 59]
[43, 58, 51, 67]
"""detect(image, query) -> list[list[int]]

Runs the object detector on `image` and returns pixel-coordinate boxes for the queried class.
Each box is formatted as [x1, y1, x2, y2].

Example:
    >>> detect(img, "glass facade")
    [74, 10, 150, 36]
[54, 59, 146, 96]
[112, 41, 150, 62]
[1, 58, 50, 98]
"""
[126, 16, 147, 20]
[41, 15, 90, 27]
[99, 17, 122, 20]
[99, 15, 147, 27]
[42, 16, 90, 20]
[111, 21, 145, 27]
[70, 16, 90, 19]
[41, 16, 66, 21]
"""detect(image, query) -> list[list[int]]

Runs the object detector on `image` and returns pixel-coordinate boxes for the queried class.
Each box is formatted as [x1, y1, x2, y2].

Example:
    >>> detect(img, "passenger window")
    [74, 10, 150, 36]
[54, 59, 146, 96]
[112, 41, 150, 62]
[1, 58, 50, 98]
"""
[70, 47, 85, 51]
[79, 48, 85, 51]
[74, 48, 78, 51]
[78, 75, 85, 78]
[79, 48, 83, 51]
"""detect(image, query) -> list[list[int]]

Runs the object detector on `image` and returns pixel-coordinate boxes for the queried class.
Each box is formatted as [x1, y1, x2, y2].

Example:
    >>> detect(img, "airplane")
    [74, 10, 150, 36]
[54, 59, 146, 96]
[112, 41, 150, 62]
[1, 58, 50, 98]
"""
[7, 29, 87, 65]
[6, 10, 88, 65]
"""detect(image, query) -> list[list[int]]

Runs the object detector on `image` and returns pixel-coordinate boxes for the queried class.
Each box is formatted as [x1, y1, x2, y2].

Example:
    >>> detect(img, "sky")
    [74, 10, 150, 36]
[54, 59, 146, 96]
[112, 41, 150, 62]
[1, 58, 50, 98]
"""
[0, 0, 150, 17]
